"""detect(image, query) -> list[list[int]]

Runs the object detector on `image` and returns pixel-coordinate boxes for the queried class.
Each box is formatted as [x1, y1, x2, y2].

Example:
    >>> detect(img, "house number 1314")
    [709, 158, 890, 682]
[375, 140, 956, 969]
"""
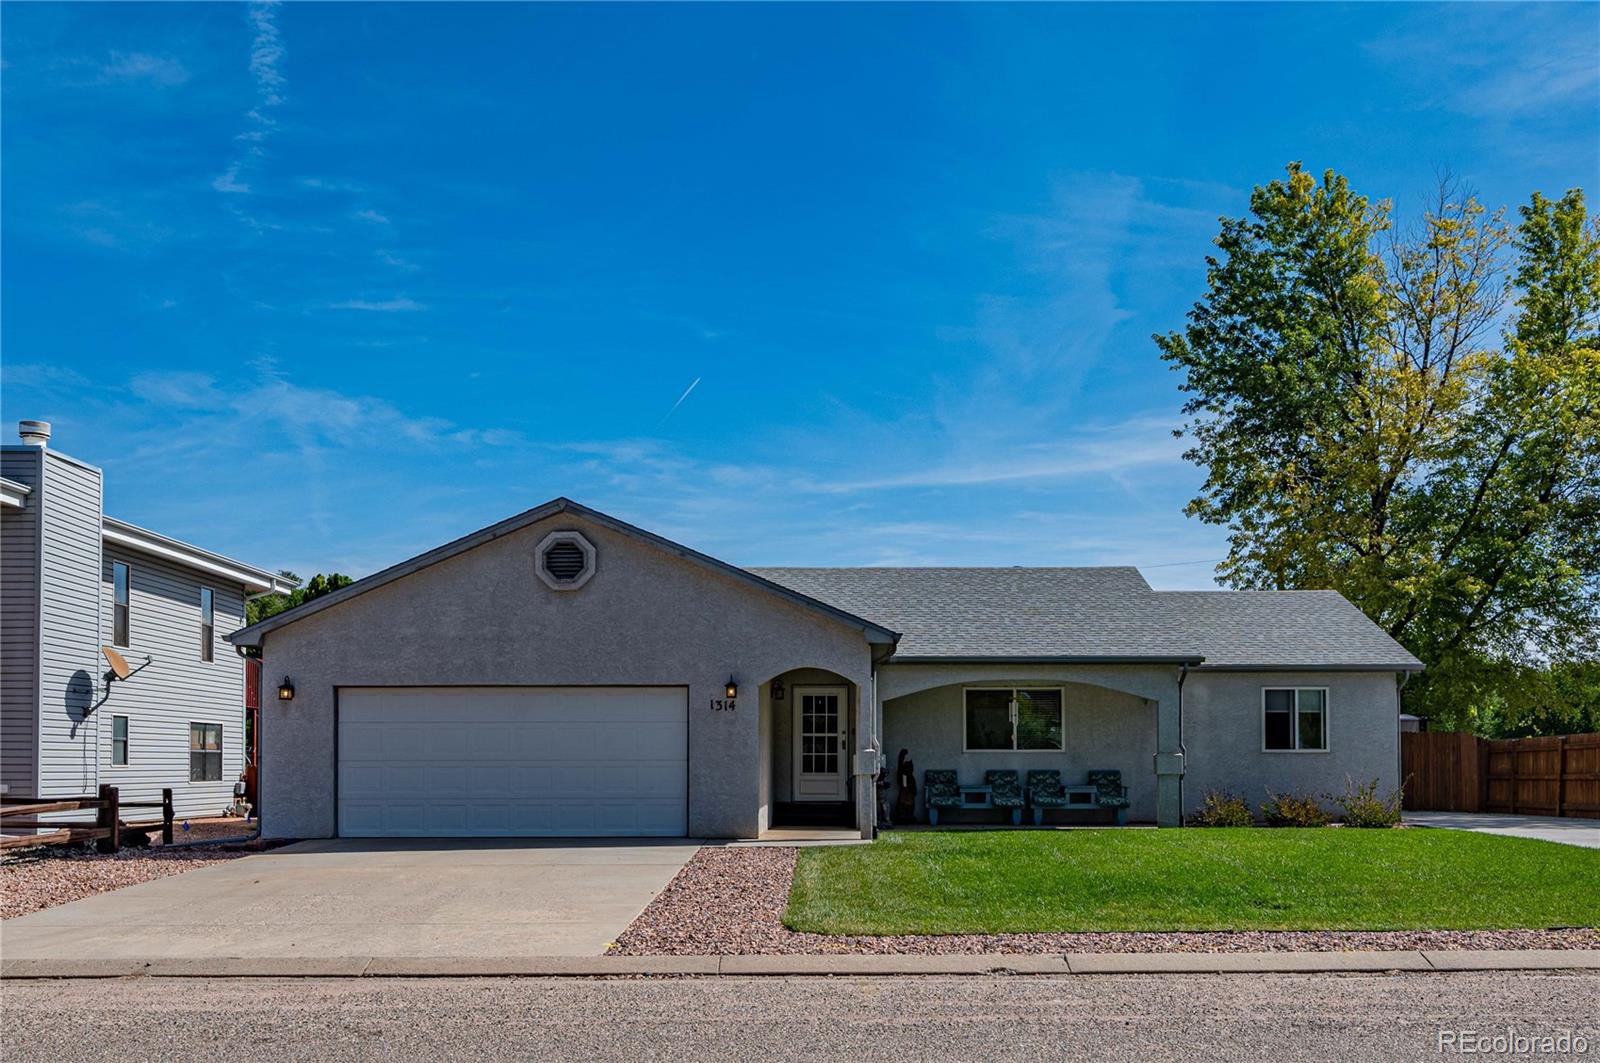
[710, 699, 737, 711]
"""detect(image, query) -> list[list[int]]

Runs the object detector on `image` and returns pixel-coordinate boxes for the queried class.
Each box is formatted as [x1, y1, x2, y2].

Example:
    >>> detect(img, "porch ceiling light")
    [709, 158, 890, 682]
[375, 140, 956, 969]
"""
[725, 675, 738, 700]
[277, 676, 295, 702]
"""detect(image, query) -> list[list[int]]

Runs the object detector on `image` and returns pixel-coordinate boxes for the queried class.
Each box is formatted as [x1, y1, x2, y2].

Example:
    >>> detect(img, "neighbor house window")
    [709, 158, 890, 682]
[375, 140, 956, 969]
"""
[1263, 688, 1327, 751]
[112, 715, 129, 766]
[963, 688, 1064, 751]
[112, 562, 130, 646]
[199, 587, 214, 662]
[189, 722, 222, 782]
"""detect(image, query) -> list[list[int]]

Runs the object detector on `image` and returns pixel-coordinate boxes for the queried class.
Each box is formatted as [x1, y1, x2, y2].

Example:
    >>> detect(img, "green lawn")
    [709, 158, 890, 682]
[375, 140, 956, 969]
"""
[785, 829, 1600, 935]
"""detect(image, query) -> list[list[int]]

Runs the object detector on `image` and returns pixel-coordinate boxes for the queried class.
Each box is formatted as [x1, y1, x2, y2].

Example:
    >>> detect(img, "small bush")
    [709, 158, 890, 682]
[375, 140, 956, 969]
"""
[1189, 791, 1254, 827]
[1259, 790, 1331, 827]
[1329, 777, 1403, 828]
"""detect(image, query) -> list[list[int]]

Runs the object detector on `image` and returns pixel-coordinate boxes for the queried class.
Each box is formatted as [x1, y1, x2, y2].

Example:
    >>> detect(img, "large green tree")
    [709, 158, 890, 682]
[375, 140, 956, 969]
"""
[246, 571, 355, 626]
[1158, 164, 1600, 730]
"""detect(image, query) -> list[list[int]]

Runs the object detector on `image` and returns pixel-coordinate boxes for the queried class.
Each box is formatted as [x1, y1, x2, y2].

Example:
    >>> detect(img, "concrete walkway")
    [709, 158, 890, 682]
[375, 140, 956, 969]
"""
[3, 949, 1597, 979]
[0, 838, 699, 961]
[1404, 810, 1600, 849]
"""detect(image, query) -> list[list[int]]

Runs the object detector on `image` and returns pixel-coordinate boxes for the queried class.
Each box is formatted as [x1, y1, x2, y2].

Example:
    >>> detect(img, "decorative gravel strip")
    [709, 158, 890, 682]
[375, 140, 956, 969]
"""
[611, 846, 1600, 955]
[1, 847, 250, 920]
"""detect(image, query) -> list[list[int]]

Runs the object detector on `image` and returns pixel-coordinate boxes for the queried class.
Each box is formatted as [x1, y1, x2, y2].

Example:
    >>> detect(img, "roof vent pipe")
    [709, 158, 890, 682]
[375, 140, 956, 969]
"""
[17, 420, 51, 447]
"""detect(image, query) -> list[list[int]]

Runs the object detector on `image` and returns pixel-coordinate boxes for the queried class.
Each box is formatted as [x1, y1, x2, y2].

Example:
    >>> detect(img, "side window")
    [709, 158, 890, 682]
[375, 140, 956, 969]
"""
[199, 587, 214, 662]
[112, 715, 129, 765]
[189, 722, 222, 782]
[112, 562, 130, 647]
[1264, 688, 1328, 751]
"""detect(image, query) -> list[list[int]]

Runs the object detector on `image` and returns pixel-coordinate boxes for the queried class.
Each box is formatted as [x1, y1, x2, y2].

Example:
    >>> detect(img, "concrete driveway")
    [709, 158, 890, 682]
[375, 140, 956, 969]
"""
[0, 838, 698, 961]
[1404, 811, 1600, 849]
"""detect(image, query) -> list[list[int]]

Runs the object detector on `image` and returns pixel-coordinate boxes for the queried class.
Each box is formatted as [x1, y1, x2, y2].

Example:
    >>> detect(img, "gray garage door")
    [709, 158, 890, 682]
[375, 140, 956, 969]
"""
[337, 686, 688, 837]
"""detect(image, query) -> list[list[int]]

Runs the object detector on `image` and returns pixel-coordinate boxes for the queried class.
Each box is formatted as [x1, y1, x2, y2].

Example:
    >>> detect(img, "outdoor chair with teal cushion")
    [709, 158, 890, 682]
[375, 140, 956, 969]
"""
[1087, 769, 1130, 826]
[986, 770, 1024, 826]
[924, 769, 961, 825]
[1027, 769, 1070, 826]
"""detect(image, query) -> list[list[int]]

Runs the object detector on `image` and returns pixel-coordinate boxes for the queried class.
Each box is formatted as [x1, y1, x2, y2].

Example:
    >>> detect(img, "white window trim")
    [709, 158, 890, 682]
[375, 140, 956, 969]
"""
[961, 686, 1067, 753]
[1261, 686, 1330, 753]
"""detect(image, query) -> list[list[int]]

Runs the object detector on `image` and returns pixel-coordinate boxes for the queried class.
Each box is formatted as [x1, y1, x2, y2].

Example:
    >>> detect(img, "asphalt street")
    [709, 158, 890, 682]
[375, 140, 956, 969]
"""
[4, 971, 1597, 1061]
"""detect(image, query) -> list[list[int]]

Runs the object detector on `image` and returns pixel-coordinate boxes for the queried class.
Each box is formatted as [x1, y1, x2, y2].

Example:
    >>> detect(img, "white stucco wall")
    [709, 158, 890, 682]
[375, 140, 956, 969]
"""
[1181, 669, 1402, 816]
[256, 512, 875, 840]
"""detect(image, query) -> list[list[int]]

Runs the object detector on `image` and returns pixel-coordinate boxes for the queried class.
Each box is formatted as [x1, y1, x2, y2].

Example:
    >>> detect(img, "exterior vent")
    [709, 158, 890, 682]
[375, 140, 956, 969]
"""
[535, 530, 597, 591]
[543, 541, 586, 581]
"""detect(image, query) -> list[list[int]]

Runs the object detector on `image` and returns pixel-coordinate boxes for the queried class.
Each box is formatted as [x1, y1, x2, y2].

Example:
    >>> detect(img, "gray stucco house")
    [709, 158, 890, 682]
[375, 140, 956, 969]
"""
[229, 497, 1422, 840]
[1, 421, 295, 820]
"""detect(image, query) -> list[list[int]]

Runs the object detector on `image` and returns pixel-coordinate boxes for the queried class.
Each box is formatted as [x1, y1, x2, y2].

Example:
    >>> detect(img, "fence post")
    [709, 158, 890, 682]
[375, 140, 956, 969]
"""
[96, 784, 119, 854]
[161, 788, 174, 845]
[1557, 735, 1568, 817]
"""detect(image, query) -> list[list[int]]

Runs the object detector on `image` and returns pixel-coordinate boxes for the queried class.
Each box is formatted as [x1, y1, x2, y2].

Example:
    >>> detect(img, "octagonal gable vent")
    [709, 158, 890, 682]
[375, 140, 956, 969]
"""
[536, 530, 596, 590]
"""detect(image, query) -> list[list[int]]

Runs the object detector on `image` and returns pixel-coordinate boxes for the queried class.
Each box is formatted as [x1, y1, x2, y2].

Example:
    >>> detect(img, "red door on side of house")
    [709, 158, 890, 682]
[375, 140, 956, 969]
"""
[244, 657, 261, 807]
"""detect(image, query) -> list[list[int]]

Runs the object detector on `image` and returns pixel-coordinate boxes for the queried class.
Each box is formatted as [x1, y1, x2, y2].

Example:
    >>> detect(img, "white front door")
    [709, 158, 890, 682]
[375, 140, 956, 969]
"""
[792, 686, 848, 801]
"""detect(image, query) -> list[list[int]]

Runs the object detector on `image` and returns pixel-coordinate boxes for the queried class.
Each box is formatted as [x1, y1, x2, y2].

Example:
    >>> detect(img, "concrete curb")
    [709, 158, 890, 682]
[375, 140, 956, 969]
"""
[3, 949, 1597, 980]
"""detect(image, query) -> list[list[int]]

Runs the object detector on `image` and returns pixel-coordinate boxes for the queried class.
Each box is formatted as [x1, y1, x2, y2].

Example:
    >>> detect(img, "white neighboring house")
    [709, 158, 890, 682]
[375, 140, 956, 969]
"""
[1, 420, 296, 820]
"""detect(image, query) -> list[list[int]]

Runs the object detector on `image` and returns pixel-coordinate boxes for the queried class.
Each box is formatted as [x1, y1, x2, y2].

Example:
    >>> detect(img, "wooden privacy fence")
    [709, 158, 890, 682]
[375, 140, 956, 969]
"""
[1402, 731, 1600, 820]
[0, 786, 175, 852]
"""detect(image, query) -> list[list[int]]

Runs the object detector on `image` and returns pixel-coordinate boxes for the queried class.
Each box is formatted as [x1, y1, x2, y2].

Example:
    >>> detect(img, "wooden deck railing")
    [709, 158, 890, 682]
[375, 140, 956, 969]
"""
[0, 787, 175, 851]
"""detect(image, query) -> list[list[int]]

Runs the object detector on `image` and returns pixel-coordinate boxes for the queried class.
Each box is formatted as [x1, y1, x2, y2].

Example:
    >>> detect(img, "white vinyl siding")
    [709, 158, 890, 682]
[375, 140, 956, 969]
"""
[0, 448, 43, 795]
[33, 450, 105, 803]
[99, 548, 247, 818]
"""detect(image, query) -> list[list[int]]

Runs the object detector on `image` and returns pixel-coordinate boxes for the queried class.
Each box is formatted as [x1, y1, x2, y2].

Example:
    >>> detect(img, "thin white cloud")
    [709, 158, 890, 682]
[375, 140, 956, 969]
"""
[327, 297, 425, 312]
[100, 52, 190, 87]
[353, 208, 391, 226]
[214, 2, 285, 203]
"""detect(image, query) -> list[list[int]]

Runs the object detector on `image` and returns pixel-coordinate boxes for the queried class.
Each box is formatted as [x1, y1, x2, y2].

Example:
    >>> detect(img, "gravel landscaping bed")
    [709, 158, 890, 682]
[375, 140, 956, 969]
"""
[1, 845, 251, 920]
[610, 846, 1600, 955]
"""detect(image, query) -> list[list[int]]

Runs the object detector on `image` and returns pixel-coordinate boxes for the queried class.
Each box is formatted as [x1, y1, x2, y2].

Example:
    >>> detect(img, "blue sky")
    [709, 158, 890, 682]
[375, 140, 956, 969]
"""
[3, 3, 1596, 588]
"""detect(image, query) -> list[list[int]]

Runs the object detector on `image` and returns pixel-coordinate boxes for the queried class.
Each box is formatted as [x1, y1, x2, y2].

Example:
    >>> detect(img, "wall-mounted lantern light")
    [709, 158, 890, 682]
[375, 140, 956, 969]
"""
[277, 676, 295, 702]
[771, 677, 785, 700]
[725, 675, 738, 700]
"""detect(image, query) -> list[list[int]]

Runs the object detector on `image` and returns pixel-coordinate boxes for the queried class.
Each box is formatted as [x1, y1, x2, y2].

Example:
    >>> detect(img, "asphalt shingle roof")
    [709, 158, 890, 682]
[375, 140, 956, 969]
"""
[747, 567, 1422, 670]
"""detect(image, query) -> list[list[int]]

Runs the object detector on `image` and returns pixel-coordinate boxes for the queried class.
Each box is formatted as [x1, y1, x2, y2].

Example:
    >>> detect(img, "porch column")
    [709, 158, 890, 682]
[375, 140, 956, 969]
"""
[852, 670, 878, 839]
[1154, 673, 1185, 827]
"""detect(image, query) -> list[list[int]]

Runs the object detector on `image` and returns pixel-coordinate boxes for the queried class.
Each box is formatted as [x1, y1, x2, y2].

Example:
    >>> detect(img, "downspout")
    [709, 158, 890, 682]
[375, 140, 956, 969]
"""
[1177, 663, 1188, 826]
[1396, 670, 1414, 800]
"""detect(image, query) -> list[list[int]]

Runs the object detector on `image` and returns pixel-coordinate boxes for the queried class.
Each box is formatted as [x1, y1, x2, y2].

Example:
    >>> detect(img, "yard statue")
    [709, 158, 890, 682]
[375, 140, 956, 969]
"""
[894, 748, 916, 824]
[875, 762, 892, 830]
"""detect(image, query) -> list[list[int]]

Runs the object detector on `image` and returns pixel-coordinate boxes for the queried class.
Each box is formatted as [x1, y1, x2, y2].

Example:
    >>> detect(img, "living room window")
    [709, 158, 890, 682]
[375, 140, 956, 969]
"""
[1263, 688, 1327, 751]
[189, 722, 222, 782]
[963, 688, 1064, 751]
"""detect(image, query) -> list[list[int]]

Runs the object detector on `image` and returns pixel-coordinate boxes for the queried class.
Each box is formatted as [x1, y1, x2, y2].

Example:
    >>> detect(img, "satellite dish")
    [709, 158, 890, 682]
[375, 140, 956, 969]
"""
[102, 646, 131, 681]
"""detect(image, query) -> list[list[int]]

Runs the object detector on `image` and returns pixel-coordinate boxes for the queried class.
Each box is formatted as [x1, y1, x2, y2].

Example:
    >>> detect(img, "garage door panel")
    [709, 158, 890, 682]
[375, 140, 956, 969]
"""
[338, 687, 688, 838]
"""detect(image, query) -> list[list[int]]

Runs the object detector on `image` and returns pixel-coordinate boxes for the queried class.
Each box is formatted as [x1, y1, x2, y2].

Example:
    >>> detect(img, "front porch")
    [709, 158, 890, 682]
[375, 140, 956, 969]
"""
[878, 663, 1184, 828]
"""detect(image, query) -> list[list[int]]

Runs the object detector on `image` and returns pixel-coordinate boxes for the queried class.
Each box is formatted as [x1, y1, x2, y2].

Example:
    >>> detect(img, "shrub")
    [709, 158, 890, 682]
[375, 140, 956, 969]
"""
[1259, 790, 1331, 827]
[1189, 790, 1254, 827]
[1329, 777, 1403, 828]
